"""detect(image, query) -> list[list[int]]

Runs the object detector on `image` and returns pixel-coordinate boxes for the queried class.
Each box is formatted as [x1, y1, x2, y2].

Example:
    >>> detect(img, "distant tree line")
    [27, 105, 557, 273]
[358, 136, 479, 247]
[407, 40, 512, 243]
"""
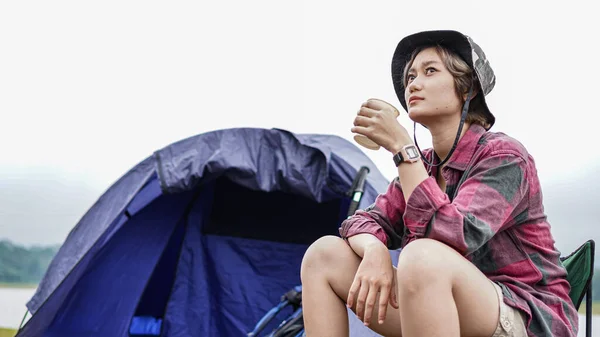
[0, 240, 59, 284]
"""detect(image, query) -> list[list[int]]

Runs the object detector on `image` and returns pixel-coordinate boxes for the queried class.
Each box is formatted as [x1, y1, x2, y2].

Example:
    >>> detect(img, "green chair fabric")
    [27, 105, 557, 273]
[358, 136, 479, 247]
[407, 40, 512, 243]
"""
[561, 240, 595, 337]
[562, 240, 595, 308]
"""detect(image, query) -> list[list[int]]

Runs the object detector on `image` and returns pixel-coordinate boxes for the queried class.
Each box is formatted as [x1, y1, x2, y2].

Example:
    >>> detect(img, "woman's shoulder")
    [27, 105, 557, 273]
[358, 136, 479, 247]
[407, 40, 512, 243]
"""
[479, 129, 530, 161]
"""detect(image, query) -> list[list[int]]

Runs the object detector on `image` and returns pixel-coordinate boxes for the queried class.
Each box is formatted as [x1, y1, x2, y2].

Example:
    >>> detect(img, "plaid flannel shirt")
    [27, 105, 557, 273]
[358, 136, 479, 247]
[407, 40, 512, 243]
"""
[340, 124, 578, 337]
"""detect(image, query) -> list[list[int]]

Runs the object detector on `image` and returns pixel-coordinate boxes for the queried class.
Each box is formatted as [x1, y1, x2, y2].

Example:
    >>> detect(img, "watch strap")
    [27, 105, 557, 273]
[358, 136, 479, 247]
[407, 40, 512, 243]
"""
[393, 152, 404, 167]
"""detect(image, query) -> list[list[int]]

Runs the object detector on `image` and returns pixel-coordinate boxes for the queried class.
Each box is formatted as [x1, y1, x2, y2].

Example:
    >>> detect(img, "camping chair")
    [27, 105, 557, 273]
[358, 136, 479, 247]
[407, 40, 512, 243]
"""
[561, 239, 595, 337]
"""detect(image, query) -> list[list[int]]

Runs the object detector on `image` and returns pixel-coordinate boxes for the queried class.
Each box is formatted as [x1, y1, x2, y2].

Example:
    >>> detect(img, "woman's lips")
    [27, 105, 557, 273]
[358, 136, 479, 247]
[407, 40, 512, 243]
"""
[409, 96, 424, 104]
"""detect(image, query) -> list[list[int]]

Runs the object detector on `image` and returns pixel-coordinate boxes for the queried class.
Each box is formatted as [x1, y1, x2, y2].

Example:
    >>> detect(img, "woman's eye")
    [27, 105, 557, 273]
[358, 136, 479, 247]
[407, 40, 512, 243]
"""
[407, 74, 415, 82]
[426, 67, 437, 74]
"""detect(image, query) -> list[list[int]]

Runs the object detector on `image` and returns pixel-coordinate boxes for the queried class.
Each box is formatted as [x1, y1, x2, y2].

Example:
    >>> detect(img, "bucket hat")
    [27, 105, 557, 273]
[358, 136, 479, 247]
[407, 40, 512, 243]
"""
[391, 30, 496, 129]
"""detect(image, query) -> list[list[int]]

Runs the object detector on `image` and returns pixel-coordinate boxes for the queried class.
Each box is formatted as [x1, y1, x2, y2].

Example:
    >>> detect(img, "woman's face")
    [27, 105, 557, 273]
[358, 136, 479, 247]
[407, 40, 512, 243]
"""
[404, 47, 462, 124]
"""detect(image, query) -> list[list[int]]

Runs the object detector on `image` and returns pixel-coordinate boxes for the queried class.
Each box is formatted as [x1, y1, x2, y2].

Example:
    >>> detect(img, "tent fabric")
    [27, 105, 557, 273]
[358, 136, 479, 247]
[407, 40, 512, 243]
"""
[155, 128, 387, 197]
[130, 316, 163, 336]
[26, 156, 157, 314]
[19, 127, 390, 337]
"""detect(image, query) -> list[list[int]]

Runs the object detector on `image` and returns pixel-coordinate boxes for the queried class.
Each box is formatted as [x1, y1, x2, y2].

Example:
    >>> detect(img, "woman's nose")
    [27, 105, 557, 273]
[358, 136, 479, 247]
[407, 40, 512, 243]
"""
[407, 77, 422, 93]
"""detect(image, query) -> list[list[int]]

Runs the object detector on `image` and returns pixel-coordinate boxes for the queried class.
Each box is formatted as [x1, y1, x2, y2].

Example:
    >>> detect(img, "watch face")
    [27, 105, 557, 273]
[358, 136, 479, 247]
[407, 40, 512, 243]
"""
[405, 145, 419, 159]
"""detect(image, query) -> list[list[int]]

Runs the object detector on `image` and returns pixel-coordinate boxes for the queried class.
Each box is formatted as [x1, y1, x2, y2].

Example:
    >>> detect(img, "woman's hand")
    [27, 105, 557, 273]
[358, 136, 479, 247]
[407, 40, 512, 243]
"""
[351, 99, 411, 153]
[347, 241, 399, 326]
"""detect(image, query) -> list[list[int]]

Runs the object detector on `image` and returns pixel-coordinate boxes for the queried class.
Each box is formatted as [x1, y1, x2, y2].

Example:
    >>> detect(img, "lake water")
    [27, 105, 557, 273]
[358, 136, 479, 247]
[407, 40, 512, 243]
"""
[1, 287, 598, 336]
[0, 287, 34, 329]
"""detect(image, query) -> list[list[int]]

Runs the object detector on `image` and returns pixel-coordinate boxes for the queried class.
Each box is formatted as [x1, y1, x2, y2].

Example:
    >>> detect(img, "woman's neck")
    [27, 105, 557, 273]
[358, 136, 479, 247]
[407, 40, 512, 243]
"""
[430, 120, 471, 164]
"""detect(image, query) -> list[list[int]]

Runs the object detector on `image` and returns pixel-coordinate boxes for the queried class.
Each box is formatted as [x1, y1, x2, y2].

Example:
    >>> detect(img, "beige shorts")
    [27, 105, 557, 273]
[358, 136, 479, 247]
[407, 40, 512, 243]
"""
[491, 282, 528, 337]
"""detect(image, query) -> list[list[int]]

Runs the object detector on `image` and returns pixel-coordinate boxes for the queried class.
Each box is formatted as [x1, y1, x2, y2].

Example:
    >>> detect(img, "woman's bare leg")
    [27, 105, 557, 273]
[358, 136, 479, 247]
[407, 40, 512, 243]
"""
[301, 236, 501, 337]
[301, 235, 402, 337]
[396, 239, 500, 337]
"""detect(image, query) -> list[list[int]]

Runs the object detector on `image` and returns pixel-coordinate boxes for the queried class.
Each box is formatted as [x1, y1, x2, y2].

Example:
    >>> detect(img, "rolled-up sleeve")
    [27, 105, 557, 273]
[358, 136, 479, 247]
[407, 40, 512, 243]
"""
[402, 152, 529, 255]
[339, 177, 406, 249]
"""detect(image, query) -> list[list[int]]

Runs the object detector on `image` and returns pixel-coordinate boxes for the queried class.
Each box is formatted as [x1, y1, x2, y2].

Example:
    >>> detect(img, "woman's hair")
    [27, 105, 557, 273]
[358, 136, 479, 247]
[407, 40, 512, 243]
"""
[402, 45, 490, 129]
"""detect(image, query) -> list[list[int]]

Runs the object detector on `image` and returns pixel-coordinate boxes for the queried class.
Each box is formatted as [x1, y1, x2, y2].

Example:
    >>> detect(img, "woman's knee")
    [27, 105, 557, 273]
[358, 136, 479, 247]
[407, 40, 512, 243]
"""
[396, 239, 455, 291]
[302, 236, 350, 266]
[301, 235, 353, 278]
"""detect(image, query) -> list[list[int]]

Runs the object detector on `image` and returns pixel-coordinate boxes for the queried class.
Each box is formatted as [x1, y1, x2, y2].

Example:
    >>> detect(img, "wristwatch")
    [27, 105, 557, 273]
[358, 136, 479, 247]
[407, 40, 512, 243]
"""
[393, 144, 420, 167]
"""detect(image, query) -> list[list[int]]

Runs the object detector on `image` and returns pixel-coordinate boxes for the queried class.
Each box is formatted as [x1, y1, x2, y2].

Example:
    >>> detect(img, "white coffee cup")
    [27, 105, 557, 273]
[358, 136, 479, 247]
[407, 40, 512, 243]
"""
[353, 98, 400, 150]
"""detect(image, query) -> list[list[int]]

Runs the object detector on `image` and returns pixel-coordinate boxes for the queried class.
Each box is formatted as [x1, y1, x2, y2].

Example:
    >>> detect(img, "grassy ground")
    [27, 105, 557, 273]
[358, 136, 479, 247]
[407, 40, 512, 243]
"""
[0, 328, 16, 337]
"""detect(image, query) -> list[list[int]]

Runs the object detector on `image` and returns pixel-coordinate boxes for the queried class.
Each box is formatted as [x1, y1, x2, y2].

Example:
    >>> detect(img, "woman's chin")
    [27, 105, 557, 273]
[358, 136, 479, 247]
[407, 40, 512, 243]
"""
[407, 109, 430, 123]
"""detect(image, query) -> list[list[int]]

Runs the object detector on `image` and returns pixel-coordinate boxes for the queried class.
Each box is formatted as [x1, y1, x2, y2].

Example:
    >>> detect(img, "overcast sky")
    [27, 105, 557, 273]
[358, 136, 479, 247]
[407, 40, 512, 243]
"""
[0, 1, 598, 255]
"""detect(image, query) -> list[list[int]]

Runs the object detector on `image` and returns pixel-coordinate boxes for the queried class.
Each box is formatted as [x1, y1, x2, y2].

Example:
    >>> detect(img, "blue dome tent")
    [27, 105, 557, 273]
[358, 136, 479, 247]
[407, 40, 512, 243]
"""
[17, 128, 392, 337]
